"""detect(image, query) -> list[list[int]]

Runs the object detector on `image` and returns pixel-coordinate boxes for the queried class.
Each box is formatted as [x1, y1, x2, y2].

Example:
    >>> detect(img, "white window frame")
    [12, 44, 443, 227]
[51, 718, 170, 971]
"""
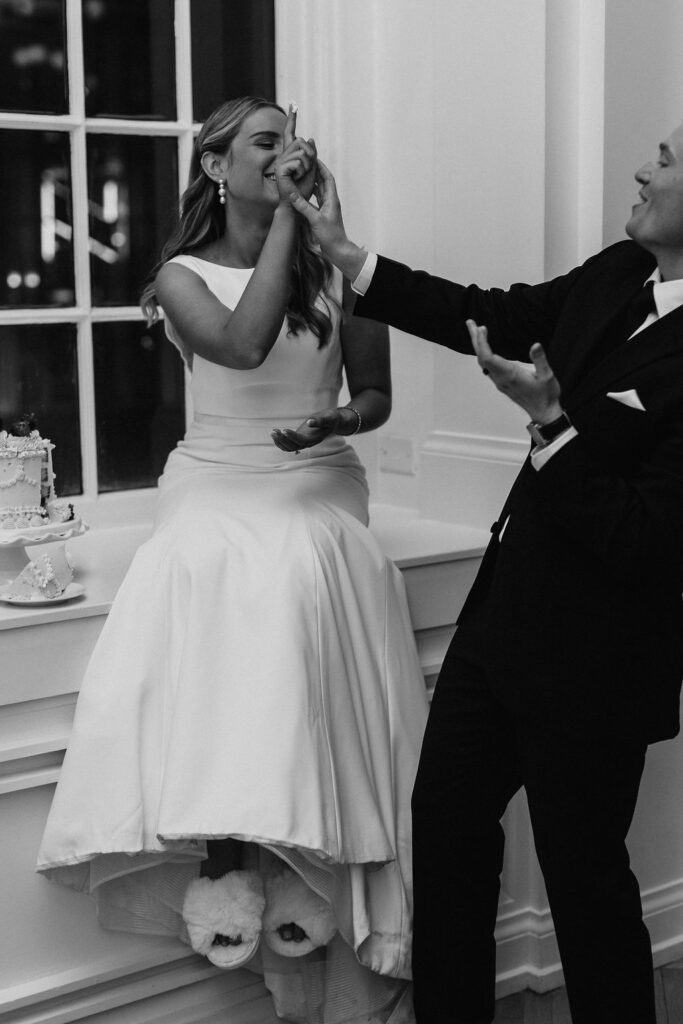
[0, 0, 197, 519]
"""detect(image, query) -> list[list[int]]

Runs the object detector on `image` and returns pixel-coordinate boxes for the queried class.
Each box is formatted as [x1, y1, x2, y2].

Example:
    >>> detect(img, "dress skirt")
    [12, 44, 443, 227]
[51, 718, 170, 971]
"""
[37, 415, 428, 1024]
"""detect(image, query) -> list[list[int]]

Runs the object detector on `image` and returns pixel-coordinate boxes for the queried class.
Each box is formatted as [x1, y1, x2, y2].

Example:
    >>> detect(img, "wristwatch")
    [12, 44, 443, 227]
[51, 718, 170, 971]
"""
[526, 410, 572, 447]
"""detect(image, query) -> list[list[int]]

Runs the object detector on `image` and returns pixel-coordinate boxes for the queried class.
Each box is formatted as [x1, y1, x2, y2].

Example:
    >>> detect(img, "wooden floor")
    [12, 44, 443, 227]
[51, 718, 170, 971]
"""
[493, 959, 683, 1023]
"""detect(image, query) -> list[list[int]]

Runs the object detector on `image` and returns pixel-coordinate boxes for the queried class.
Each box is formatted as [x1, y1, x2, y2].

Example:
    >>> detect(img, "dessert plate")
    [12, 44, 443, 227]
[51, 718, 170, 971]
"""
[0, 582, 85, 605]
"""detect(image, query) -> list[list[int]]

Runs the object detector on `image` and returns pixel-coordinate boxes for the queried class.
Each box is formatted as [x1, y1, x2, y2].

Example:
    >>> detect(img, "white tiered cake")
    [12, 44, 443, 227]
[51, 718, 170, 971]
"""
[0, 417, 79, 537]
[0, 416, 86, 601]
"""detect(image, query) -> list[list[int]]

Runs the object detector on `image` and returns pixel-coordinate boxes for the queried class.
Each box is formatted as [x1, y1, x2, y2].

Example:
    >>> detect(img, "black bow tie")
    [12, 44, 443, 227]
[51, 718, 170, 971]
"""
[623, 280, 656, 339]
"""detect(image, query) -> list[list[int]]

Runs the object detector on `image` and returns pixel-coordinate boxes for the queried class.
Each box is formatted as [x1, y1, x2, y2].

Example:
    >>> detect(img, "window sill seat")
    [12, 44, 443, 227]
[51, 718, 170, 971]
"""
[0, 503, 488, 634]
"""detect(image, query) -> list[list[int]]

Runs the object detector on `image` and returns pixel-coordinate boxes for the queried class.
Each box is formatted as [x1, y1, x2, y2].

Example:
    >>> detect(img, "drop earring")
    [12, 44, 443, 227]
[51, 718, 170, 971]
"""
[218, 179, 226, 205]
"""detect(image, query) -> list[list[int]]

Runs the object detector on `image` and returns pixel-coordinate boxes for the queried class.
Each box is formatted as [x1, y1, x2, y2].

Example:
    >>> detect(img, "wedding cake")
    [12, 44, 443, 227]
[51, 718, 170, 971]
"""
[0, 415, 78, 534]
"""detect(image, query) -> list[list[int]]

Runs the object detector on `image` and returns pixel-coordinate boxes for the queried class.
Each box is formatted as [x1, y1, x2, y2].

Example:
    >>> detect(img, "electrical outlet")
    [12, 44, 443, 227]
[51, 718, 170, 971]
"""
[379, 435, 415, 475]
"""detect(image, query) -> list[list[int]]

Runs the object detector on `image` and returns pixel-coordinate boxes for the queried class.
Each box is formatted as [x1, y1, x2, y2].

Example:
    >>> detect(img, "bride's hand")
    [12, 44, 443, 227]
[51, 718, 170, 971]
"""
[275, 104, 317, 203]
[271, 408, 343, 453]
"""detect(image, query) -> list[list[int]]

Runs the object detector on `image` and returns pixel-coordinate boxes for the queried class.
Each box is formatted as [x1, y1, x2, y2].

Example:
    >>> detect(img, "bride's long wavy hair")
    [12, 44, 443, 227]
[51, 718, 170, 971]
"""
[140, 96, 336, 346]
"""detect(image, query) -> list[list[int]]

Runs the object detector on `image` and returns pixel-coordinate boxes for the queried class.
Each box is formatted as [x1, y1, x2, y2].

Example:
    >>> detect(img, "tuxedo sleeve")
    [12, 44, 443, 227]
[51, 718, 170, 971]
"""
[527, 414, 683, 589]
[354, 253, 601, 362]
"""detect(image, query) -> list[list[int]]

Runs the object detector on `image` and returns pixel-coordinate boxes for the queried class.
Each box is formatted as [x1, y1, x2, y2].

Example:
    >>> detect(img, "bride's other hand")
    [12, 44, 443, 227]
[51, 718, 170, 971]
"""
[270, 408, 349, 453]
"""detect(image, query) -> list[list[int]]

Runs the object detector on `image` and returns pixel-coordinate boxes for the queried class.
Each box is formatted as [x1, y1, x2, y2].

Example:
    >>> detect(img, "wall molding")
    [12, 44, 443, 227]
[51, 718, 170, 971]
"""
[9, 876, 682, 1018]
[1, 953, 275, 1024]
[545, 0, 606, 278]
[423, 430, 528, 466]
[419, 431, 526, 524]
[492, 875, 683, 999]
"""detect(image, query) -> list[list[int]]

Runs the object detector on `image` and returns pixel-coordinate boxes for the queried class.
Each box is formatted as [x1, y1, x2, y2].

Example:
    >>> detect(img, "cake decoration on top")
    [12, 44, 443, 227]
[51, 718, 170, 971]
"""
[0, 414, 78, 533]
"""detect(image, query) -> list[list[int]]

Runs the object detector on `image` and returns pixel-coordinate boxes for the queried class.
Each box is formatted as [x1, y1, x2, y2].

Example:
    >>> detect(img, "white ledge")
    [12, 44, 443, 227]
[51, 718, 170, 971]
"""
[0, 504, 489, 632]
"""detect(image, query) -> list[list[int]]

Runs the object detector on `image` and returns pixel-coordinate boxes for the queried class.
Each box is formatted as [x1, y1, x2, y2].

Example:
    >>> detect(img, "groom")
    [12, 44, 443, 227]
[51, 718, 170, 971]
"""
[284, 121, 683, 1024]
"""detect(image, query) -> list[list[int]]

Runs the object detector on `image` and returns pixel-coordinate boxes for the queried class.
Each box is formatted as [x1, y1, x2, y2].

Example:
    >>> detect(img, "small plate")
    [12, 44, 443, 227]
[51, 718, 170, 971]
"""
[0, 582, 85, 605]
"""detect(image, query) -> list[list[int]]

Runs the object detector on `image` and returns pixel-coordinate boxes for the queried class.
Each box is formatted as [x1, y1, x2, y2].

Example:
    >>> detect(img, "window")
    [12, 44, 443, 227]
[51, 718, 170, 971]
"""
[0, 0, 275, 499]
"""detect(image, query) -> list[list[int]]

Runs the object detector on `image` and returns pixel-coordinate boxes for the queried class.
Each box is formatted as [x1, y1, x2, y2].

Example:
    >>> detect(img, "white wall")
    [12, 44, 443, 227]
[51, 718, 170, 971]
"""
[276, 0, 549, 516]
[603, 0, 683, 249]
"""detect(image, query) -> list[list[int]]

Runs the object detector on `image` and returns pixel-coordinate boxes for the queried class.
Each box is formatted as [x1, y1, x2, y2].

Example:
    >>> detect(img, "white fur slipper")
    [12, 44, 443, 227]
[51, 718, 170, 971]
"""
[263, 866, 337, 957]
[182, 869, 265, 968]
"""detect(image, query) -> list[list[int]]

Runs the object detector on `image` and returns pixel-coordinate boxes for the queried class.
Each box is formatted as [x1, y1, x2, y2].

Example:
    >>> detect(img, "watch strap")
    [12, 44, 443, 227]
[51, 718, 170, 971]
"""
[526, 410, 572, 447]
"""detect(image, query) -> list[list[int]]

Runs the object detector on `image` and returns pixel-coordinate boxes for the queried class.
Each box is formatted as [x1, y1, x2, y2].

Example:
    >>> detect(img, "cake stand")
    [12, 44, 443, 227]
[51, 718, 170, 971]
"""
[0, 519, 88, 587]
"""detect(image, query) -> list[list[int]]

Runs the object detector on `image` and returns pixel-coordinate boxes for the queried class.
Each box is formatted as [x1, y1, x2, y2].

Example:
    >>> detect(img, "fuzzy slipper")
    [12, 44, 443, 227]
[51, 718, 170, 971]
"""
[263, 866, 337, 957]
[182, 869, 265, 968]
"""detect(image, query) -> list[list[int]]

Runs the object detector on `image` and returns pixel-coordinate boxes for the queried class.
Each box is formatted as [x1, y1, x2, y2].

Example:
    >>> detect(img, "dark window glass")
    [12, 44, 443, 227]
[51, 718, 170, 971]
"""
[93, 320, 185, 491]
[0, 129, 74, 309]
[191, 0, 275, 121]
[0, 0, 68, 115]
[83, 0, 176, 119]
[87, 135, 178, 306]
[0, 323, 81, 495]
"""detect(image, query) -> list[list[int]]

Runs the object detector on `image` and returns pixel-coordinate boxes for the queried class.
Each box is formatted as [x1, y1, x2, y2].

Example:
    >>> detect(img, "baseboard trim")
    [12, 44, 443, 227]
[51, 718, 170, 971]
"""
[493, 875, 683, 998]
[0, 954, 273, 1024]
[6, 879, 683, 1020]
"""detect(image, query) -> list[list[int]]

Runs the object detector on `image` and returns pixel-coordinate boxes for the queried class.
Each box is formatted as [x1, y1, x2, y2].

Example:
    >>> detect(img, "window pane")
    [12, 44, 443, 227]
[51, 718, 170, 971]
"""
[0, 129, 74, 309]
[84, 0, 175, 119]
[0, 324, 81, 495]
[0, 0, 68, 115]
[191, 0, 275, 122]
[93, 320, 185, 492]
[87, 135, 178, 306]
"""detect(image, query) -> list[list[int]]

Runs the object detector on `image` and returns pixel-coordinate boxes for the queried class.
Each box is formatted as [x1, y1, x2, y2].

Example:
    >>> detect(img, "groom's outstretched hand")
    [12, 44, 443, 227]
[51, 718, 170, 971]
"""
[468, 319, 563, 424]
[286, 160, 368, 282]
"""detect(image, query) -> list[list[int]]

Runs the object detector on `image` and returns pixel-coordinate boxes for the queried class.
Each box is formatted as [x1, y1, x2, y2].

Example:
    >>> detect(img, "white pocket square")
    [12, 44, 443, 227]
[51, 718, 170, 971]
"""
[606, 389, 646, 411]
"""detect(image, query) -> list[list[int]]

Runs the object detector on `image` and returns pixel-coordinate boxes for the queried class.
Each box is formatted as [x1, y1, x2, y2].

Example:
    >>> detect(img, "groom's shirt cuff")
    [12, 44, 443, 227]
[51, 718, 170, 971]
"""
[351, 251, 378, 295]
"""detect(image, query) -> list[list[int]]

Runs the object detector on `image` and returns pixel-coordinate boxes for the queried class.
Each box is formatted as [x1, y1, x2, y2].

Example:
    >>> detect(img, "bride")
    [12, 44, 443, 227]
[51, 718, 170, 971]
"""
[37, 96, 427, 1024]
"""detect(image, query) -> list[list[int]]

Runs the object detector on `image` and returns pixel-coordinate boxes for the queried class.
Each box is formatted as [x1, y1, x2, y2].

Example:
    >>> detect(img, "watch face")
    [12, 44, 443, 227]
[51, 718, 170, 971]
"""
[526, 422, 546, 447]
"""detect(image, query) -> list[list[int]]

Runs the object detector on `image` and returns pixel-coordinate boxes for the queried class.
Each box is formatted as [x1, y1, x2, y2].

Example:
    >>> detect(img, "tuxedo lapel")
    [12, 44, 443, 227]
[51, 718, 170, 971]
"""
[566, 304, 683, 411]
[554, 261, 651, 396]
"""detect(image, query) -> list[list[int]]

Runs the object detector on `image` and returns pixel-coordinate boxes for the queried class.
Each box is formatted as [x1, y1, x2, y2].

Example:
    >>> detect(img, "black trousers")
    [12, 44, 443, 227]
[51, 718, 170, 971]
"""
[411, 622, 654, 1024]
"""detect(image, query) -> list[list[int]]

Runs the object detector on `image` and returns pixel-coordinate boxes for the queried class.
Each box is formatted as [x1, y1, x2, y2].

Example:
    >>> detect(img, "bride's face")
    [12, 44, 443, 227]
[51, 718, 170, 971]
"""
[224, 107, 287, 208]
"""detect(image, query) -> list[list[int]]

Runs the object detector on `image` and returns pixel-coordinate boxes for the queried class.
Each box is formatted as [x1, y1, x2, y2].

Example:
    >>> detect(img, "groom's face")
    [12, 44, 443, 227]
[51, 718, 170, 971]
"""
[626, 122, 683, 255]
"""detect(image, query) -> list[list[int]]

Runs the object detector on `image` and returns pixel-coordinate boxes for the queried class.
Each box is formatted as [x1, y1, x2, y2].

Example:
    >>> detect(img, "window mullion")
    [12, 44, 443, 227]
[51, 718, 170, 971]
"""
[91, 307, 146, 322]
[65, 0, 85, 121]
[70, 125, 91, 315]
[0, 113, 78, 131]
[77, 321, 99, 500]
[0, 308, 87, 325]
[67, 0, 97, 497]
[175, 0, 193, 128]
[84, 119, 185, 136]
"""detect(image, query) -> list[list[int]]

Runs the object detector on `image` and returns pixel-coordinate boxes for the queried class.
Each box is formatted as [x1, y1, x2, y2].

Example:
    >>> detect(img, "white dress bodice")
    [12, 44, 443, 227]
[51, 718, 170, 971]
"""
[164, 255, 344, 421]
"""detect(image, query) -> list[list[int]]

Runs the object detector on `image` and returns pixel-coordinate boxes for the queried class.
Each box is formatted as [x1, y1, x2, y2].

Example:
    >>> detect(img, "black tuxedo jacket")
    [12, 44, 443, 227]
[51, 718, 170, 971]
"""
[356, 240, 683, 742]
